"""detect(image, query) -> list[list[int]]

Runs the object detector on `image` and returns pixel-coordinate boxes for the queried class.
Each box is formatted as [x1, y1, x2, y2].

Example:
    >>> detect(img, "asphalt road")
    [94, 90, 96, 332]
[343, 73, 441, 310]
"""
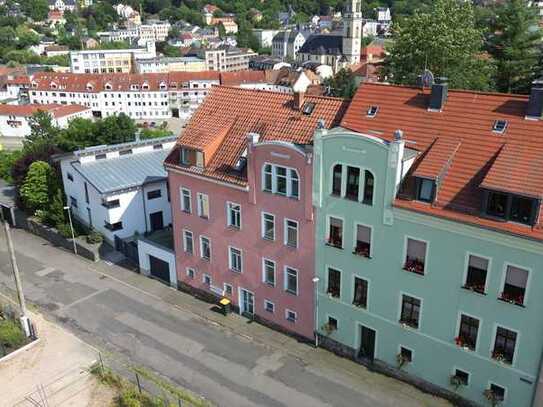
[0, 228, 449, 407]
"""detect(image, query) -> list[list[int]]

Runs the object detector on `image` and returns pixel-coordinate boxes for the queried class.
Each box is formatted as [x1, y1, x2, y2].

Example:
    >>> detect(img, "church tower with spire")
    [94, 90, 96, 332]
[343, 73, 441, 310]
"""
[342, 0, 363, 65]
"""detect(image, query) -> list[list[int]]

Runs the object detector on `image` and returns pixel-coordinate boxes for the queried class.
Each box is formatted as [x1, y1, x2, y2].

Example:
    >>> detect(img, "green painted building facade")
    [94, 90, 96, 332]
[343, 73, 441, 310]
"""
[312, 127, 543, 407]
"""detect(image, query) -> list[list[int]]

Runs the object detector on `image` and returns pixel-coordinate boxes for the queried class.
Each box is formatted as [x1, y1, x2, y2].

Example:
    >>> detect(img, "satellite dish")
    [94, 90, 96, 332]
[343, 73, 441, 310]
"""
[421, 69, 434, 88]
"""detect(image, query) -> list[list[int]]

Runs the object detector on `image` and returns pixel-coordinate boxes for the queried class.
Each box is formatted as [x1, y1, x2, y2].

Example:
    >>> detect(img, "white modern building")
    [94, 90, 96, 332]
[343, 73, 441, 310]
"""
[136, 56, 206, 73]
[98, 21, 171, 47]
[28, 71, 220, 120]
[0, 104, 91, 138]
[59, 136, 176, 247]
[252, 29, 280, 48]
[70, 42, 156, 74]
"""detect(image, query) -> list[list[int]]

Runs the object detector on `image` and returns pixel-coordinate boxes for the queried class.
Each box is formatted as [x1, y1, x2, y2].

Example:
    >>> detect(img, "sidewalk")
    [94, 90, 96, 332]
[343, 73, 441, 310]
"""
[0, 310, 115, 407]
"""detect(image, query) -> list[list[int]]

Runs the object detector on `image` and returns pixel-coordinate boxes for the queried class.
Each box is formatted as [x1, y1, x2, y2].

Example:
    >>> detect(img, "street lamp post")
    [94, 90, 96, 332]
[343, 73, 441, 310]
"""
[312, 276, 320, 348]
[63, 206, 77, 255]
[3, 221, 31, 337]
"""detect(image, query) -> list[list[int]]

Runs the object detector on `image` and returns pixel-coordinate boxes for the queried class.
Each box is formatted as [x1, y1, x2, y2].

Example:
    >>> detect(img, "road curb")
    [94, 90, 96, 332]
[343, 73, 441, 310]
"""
[0, 337, 41, 364]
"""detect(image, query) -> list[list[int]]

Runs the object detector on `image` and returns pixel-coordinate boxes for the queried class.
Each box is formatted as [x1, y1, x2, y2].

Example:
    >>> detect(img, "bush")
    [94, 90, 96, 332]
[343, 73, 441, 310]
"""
[56, 223, 74, 238]
[86, 228, 103, 244]
[0, 319, 25, 350]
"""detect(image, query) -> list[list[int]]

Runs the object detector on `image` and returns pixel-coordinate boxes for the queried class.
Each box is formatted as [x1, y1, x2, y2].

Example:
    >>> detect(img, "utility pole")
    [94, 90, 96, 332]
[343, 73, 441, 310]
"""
[3, 221, 31, 337]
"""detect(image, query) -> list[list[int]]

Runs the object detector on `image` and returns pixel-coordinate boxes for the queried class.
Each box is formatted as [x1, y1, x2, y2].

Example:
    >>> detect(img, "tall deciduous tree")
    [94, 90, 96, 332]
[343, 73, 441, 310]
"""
[323, 68, 358, 98]
[20, 161, 51, 213]
[383, 0, 494, 90]
[24, 111, 60, 153]
[486, 0, 541, 94]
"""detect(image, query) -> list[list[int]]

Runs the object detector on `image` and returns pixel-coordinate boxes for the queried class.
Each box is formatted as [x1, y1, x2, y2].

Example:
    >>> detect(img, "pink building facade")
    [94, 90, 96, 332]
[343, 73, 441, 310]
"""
[168, 137, 316, 339]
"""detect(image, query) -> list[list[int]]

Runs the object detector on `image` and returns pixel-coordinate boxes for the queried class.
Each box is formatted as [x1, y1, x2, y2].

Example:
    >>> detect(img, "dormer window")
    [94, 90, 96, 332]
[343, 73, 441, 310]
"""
[159, 82, 167, 90]
[234, 148, 247, 171]
[131, 84, 139, 90]
[50, 82, 57, 89]
[180, 148, 190, 165]
[142, 82, 149, 90]
[105, 83, 112, 90]
[492, 119, 508, 134]
[484, 190, 539, 225]
[416, 178, 436, 203]
[86, 83, 93, 91]
[302, 102, 315, 115]
[367, 105, 379, 118]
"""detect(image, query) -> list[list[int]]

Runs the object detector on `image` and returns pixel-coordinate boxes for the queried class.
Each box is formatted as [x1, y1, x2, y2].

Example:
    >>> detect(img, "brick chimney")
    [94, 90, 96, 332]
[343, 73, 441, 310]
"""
[293, 91, 305, 111]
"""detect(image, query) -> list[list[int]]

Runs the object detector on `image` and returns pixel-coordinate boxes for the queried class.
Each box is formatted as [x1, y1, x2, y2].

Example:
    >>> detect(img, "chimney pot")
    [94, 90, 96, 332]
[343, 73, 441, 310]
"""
[428, 79, 448, 111]
[526, 79, 543, 120]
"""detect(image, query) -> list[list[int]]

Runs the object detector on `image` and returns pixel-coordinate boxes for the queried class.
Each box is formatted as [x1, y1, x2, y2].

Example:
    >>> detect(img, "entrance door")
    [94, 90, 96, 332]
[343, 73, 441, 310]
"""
[149, 211, 164, 232]
[239, 288, 254, 316]
[149, 255, 170, 284]
[359, 325, 376, 362]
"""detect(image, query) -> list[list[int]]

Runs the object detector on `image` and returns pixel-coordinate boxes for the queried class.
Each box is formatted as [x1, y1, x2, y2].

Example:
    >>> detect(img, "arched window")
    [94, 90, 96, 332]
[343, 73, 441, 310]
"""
[332, 164, 342, 196]
[363, 170, 374, 205]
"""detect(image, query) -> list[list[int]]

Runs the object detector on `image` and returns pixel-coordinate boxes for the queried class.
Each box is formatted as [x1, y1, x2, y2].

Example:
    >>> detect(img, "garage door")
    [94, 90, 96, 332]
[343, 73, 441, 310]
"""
[149, 255, 170, 285]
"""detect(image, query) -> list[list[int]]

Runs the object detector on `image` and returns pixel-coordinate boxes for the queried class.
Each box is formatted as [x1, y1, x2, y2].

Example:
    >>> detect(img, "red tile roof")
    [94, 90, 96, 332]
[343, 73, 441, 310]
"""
[0, 104, 89, 118]
[29, 71, 221, 93]
[412, 137, 461, 181]
[165, 86, 349, 185]
[341, 83, 543, 241]
[220, 70, 267, 86]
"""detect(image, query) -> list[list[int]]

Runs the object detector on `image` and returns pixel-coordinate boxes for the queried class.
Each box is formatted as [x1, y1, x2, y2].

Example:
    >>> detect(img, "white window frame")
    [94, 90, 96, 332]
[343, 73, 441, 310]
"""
[398, 344, 414, 363]
[451, 367, 471, 387]
[353, 222, 373, 257]
[182, 229, 193, 254]
[226, 201, 241, 229]
[284, 266, 299, 296]
[285, 308, 297, 322]
[181, 187, 192, 213]
[228, 246, 243, 273]
[487, 381, 507, 404]
[264, 299, 275, 313]
[402, 235, 429, 275]
[398, 291, 423, 330]
[490, 323, 519, 367]
[329, 162, 376, 205]
[262, 258, 276, 287]
[261, 212, 275, 241]
[186, 267, 195, 279]
[326, 214, 345, 248]
[197, 192, 209, 219]
[325, 264, 342, 300]
[199, 236, 211, 261]
[500, 262, 531, 306]
[223, 283, 233, 296]
[203, 273, 211, 285]
[284, 218, 299, 248]
[352, 273, 370, 310]
[455, 311, 482, 352]
[462, 252, 492, 294]
[261, 162, 300, 199]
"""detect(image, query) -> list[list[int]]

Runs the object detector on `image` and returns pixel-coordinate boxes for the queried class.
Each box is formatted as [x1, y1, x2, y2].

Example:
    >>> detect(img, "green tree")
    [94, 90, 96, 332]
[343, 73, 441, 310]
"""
[20, 161, 51, 212]
[383, 0, 494, 91]
[0, 150, 23, 183]
[24, 111, 60, 152]
[15, 27, 40, 49]
[323, 68, 358, 98]
[95, 114, 137, 145]
[0, 27, 17, 49]
[20, 0, 49, 21]
[487, 0, 541, 94]
[56, 117, 98, 151]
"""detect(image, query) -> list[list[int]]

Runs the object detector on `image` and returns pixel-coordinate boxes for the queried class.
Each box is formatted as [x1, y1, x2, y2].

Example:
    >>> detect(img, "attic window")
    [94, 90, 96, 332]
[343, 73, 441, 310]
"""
[159, 82, 167, 90]
[416, 178, 436, 203]
[86, 83, 93, 90]
[50, 82, 57, 89]
[142, 82, 149, 90]
[367, 105, 379, 118]
[169, 82, 177, 88]
[302, 102, 315, 115]
[492, 119, 508, 134]
[105, 83, 112, 90]
[131, 84, 139, 90]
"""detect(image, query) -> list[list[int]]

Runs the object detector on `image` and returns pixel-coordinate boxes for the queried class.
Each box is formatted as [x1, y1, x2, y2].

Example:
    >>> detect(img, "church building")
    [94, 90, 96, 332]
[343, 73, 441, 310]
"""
[297, 0, 362, 72]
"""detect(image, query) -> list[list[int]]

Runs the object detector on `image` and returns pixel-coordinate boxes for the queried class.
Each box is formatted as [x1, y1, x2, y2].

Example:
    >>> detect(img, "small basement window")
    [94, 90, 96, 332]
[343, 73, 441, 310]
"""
[302, 102, 315, 115]
[367, 105, 379, 118]
[492, 120, 508, 134]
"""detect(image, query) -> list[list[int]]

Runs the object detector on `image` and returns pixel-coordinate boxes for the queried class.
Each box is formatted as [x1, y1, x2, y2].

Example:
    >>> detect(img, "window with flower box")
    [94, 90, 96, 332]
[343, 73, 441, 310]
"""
[403, 238, 427, 275]
[327, 217, 343, 248]
[352, 277, 368, 308]
[327, 267, 341, 298]
[354, 224, 371, 258]
[499, 265, 528, 306]
[492, 326, 516, 364]
[464, 255, 488, 294]
[487, 384, 505, 402]
[456, 314, 479, 351]
[400, 295, 420, 329]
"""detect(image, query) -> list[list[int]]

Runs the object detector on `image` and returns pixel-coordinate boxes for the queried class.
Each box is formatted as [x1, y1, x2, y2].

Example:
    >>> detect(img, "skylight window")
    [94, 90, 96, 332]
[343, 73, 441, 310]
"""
[367, 105, 379, 118]
[234, 148, 247, 171]
[492, 119, 508, 134]
[302, 102, 316, 115]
